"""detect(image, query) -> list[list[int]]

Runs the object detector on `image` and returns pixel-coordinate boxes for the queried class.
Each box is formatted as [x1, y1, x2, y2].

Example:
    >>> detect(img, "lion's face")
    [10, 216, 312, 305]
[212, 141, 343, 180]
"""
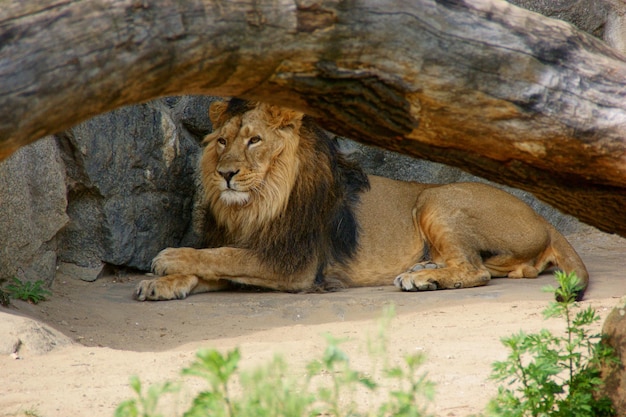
[202, 101, 303, 209]
[210, 110, 282, 206]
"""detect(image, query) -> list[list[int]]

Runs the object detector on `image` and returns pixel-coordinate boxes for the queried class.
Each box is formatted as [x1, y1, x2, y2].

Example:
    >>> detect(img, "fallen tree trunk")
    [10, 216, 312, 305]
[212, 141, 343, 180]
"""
[1, 0, 626, 236]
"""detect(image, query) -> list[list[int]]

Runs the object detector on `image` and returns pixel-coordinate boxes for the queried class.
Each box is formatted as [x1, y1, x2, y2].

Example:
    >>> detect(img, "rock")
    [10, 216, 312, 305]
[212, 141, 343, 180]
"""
[600, 297, 626, 414]
[604, 0, 626, 53]
[168, 95, 217, 138]
[507, 0, 609, 38]
[56, 97, 215, 271]
[0, 311, 73, 356]
[0, 137, 68, 285]
[56, 262, 104, 283]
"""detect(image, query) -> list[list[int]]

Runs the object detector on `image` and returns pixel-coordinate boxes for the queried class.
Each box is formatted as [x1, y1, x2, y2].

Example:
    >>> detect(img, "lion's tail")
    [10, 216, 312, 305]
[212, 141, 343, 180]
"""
[545, 226, 589, 300]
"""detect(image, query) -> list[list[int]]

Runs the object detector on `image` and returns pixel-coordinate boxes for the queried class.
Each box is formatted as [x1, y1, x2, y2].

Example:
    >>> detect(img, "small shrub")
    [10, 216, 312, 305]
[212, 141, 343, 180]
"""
[4, 277, 51, 304]
[487, 271, 619, 417]
[22, 407, 44, 417]
[115, 307, 434, 417]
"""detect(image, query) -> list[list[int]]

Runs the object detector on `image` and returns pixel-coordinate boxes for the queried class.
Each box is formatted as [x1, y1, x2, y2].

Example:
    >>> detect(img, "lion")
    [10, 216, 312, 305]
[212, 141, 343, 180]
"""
[134, 99, 589, 301]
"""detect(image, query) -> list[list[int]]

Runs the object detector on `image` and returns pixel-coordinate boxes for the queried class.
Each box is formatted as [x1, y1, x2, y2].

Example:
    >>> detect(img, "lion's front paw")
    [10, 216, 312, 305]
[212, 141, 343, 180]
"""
[151, 247, 197, 276]
[134, 274, 198, 301]
[134, 279, 168, 301]
[394, 272, 439, 292]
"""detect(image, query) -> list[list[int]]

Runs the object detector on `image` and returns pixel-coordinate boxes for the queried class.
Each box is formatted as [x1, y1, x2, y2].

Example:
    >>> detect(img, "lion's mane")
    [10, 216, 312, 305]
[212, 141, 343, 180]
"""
[196, 99, 370, 289]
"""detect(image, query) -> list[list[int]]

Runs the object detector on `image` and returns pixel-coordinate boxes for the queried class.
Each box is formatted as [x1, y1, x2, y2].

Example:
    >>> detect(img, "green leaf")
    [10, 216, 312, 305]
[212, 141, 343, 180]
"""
[129, 375, 142, 395]
[114, 400, 139, 417]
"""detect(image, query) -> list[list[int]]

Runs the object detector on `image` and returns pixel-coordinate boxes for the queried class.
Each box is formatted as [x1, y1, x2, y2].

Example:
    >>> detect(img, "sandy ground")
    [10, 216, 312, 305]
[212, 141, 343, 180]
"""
[1, 228, 625, 417]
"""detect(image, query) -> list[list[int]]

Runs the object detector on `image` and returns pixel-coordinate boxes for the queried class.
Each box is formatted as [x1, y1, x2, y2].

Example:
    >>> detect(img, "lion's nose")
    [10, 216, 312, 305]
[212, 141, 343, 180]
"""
[218, 169, 240, 187]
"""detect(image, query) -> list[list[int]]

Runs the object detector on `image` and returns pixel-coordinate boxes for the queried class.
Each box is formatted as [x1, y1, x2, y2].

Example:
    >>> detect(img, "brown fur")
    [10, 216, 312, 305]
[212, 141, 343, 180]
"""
[134, 100, 589, 301]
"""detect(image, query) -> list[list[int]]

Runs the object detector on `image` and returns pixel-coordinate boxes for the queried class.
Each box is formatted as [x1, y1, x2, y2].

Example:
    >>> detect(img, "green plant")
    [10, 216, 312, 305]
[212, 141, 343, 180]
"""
[22, 407, 43, 417]
[4, 277, 51, 304]
[182, 348, 243, 417]
[115, 307, 434, 417]
[487, 271, 619, 417]
[4, 406, 43, 417]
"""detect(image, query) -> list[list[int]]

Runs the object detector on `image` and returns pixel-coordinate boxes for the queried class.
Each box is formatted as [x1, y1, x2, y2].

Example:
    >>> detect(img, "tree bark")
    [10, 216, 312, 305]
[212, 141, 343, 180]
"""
[1, 0, 626, 236]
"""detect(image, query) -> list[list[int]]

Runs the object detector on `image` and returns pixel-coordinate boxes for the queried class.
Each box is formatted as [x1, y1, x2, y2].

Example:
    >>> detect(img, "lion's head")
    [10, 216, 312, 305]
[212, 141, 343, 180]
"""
[202, 100, 302, 209]
[196, 99, 369, 281]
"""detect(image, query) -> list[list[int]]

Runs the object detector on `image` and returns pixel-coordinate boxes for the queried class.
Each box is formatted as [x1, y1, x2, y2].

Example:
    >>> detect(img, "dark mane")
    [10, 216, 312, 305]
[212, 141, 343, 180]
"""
[259, 117, 369, 282]
[200, 101, 370, 290]
[224, 97, 255, 117]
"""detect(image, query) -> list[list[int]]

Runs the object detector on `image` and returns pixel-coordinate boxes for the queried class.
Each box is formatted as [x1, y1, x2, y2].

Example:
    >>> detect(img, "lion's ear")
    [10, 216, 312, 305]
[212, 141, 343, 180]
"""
[209, 100, 229, 129]
[265, 104, 304, 130]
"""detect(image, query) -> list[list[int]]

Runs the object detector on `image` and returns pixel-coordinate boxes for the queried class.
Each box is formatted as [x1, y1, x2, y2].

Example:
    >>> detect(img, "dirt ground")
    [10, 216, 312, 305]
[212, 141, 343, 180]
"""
[1, 227, 625, 417]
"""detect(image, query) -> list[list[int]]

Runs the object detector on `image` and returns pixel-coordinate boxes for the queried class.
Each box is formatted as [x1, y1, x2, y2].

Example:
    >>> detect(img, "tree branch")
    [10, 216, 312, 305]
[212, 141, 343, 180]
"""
[1, 0, 626, 235]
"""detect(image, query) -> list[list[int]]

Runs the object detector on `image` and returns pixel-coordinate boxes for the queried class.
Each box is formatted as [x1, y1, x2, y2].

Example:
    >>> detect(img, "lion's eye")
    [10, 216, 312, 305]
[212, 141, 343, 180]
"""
[217, 137, 227, 146]
[248, 135, 262, 146]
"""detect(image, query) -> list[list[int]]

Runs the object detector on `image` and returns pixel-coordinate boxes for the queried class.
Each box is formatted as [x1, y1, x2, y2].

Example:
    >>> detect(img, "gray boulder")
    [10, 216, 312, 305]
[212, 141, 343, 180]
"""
[507, 0, 609, 38]
[600, 297, 626, 415]
[0, 137, 68, 285]
[0, 311, 73, 356]
[56, 96, 217, 273]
